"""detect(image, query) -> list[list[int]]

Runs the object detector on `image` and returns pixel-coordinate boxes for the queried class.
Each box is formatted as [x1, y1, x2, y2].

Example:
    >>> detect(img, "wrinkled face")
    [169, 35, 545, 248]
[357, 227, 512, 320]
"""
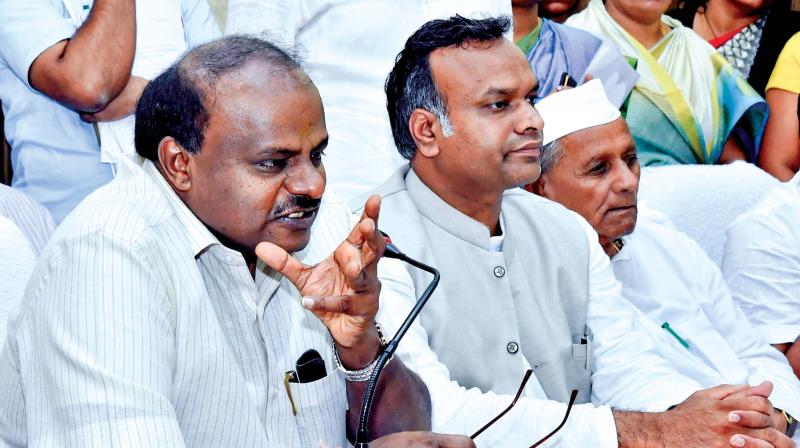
[540, 0, 579, 17]
[184, 60, 327, 255]
[428, 38, 544, 193]
[605, 0, 671, 24]
[536, 119, 640, 246]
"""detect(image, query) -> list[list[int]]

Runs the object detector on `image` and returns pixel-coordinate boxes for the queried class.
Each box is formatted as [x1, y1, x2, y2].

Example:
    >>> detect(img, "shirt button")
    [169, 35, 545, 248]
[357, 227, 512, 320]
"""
[507, 341, 519, 354]
[494, 266, 506, 278]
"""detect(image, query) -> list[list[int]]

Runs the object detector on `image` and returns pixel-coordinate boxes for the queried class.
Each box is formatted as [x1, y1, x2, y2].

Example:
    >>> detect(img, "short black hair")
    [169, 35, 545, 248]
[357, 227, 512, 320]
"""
[135, 35, 304, 161]
[385, 15, 511, 160]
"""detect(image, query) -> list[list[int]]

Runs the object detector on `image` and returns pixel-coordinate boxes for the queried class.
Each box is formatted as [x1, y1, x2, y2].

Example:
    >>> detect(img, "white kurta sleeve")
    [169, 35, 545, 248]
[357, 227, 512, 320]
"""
[224, 0, 300, 46]
[567, 212, 703, 412]
[377, 257, 619, 448]
[19, 232, 186, 447]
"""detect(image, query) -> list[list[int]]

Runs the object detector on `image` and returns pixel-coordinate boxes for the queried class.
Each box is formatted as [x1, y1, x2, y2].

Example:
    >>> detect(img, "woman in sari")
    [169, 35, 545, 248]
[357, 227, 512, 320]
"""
[668, 0, 800, 96]
[567, 0, 768, 166]
[513, 0, 638, 106]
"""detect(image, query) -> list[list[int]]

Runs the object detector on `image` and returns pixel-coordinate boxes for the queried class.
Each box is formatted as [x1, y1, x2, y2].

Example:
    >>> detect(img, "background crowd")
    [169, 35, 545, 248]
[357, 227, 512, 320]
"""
[1, 0, 800, 447]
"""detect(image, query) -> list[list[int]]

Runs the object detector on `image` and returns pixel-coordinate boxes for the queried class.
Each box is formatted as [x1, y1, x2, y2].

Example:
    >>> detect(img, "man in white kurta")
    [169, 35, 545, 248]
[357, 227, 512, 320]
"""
[723, 172, 800, 378]
[225, 0, 511, 201]
[532, 80, 800, 441]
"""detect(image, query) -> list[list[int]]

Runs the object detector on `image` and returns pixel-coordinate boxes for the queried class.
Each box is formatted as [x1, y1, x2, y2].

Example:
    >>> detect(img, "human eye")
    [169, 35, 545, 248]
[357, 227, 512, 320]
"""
[310, 148, 326, 166]
[488, 100, 509, 111]
[587, 162, 608, 175]
[625, 153, 639, 167]
[256, 158, 288, 172]
[525, 95, 537, 106]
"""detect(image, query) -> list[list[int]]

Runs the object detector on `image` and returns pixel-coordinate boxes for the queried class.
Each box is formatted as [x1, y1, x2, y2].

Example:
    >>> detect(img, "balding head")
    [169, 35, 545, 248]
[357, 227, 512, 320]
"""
[135, 35, 311, 161]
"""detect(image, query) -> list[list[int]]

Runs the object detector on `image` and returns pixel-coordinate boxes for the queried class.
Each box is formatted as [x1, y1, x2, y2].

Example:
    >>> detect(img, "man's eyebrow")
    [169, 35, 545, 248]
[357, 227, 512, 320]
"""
[256, 147, 300, 156]
[481, 86, 516, 96]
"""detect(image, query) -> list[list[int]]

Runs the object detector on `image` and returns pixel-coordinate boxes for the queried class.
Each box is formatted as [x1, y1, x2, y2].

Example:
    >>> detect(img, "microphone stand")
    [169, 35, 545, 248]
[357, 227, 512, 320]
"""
[353, 238, 440, 448]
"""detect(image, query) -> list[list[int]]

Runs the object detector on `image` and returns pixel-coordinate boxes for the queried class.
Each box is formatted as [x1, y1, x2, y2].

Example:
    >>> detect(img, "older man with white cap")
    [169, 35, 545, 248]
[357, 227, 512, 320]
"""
[531, 79, 800, 444]
[367, 15, 795, 448]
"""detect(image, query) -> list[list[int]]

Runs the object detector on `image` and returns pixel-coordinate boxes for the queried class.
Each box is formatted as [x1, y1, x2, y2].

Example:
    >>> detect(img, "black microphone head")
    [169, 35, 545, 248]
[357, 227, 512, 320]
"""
[379, 230, 404, 259]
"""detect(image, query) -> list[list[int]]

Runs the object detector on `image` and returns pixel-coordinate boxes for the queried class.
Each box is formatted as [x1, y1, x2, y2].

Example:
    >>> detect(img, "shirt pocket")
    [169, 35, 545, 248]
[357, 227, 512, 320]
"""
[569, 333, 593, 403]
[288, 371, 348, 447]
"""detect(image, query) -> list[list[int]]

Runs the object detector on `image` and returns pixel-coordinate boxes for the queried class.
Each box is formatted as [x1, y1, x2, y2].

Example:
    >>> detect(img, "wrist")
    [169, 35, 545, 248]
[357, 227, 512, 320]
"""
[335, 325, 381, 370]
[773, 409, 788, 433]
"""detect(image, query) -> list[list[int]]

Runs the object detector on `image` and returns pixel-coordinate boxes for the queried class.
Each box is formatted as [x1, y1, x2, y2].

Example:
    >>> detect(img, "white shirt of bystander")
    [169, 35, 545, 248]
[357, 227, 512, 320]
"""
[723, 172, 800, 346]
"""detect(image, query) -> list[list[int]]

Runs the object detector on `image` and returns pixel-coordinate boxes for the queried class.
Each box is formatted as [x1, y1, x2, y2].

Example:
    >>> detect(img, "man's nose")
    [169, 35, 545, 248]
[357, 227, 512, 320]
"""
[516, 102, 545, 136]
[614, 163, 639, 194]
[285, 160, 325, 198]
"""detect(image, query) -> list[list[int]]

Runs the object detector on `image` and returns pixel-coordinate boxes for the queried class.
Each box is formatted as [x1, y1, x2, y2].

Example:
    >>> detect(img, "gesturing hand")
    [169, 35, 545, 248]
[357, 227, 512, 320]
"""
[256, 195, 386, 369]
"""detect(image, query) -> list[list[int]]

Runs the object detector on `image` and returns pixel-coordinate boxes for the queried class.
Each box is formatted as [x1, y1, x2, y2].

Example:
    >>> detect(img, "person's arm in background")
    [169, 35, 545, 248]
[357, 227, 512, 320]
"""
[27, 0, 136, 113]
[81, 0, 222, 125]
[758, 89, 800, 181]
[225, 0, 299, 45]
[722, 206, 800, 379]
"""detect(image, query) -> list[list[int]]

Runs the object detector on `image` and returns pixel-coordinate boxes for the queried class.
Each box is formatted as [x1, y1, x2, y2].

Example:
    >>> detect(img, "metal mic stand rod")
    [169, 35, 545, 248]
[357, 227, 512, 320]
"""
[353, 247, 440, 447]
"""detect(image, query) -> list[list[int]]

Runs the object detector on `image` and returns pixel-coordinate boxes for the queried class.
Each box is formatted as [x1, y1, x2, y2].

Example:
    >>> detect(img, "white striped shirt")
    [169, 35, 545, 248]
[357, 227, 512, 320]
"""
[0, 159, 353, 447]
[0, 184, 55, 256]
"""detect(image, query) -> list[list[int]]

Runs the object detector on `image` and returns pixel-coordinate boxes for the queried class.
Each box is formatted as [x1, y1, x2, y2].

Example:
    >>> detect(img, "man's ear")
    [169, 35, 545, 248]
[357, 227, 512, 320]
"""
[157, 137, 193, 192]
[409, 108, 441, 158]
[529, 176, 547, 197]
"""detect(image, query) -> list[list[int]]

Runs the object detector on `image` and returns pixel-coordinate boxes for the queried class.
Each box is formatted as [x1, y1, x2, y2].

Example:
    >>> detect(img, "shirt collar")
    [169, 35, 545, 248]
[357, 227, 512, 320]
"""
[143, 160, 220, 257]
[405, 168, 494, 249]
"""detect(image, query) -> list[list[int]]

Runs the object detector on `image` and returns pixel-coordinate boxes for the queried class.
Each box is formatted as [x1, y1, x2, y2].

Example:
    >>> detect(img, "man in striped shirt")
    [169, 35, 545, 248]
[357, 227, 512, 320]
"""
[0, 35, 471, 448]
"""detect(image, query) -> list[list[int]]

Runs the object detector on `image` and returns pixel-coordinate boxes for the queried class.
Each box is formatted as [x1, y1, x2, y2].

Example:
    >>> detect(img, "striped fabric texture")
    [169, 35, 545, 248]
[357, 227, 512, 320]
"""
[0, 159, 353, 447]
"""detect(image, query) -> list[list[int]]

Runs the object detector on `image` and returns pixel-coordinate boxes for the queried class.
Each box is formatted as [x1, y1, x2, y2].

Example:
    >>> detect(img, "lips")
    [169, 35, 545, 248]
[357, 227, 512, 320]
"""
[607, 205, 636, 214]
[273, 208, 319, 231]
[509, 141, 542, 157]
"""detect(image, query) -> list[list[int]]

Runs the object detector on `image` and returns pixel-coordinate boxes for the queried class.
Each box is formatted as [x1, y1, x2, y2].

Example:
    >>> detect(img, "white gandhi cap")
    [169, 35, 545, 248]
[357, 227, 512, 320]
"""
[536, 79, 621, 146]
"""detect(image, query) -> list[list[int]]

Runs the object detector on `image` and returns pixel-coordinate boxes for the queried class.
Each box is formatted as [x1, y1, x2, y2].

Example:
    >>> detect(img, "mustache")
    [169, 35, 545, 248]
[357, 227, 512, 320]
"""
[271, 195, 322, 217]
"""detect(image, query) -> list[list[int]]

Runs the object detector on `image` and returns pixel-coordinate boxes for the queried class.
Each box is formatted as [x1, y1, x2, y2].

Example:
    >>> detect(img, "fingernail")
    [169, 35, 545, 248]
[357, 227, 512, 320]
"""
[728, 412, 741, 423]
[302, 297, 314, 309]
[731, 435, 745, 447]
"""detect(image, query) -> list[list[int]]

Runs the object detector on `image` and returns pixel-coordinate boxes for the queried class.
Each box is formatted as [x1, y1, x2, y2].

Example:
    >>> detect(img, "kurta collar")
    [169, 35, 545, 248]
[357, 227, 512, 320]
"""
[405, 168, 494, 250]
[144, 160, 220, 258]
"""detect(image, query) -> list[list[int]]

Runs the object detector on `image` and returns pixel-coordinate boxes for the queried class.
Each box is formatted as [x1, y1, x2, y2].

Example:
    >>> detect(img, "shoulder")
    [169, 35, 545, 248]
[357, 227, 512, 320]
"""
[503, 189, 594, 248]
[349, 166, 411, 213]
[632, 208, 704, 257]
[47, 167, 176, 263]
[727, 182, 800, 242]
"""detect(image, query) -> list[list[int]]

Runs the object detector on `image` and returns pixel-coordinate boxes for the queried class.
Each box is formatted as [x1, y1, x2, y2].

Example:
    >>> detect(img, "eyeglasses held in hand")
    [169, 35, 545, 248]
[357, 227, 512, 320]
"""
[470, 369, 579, 447]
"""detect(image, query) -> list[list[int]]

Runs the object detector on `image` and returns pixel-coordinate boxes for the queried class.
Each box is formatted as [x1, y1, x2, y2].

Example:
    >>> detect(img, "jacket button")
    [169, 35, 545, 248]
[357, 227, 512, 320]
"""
[494, 266, 506, 278]
[506, 341, 519, 354]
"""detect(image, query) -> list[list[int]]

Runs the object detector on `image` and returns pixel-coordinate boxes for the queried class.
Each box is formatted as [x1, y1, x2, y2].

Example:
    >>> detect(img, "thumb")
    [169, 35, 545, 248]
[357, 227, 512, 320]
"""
[746, 381, 773, 399]
[255, 241, 307, 287]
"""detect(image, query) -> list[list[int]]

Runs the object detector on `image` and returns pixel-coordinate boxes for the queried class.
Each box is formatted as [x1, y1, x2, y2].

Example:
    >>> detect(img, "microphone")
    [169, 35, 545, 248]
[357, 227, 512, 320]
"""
[353, 232, 441, 448]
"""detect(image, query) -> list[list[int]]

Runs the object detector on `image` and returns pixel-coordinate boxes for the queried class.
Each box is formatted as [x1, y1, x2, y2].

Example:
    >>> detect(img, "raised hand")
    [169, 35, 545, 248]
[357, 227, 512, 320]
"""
[256, 195, 386, 368]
